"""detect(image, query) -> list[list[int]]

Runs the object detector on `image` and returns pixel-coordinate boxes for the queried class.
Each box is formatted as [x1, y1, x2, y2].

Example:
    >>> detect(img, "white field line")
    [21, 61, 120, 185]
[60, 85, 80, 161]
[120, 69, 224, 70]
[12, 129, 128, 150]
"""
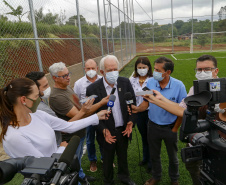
[171, 54, 177, 60]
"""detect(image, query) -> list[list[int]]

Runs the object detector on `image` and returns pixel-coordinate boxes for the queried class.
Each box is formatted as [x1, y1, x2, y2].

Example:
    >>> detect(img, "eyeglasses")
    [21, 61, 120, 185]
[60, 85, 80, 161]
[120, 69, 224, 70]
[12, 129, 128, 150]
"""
[194, 67, 216, 74]
[55, 72, 71, 79]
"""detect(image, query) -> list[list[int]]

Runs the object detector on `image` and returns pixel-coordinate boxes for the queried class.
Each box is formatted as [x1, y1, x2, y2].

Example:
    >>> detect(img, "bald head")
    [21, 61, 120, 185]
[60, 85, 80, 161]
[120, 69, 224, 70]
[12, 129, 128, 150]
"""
[85, 59, 97, 68]
[84, 59, 98, 79]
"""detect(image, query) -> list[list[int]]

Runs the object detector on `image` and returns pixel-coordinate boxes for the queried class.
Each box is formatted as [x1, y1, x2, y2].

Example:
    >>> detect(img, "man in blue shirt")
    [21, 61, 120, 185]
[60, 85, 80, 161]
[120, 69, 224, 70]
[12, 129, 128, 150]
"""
[133, 57, 187, 185]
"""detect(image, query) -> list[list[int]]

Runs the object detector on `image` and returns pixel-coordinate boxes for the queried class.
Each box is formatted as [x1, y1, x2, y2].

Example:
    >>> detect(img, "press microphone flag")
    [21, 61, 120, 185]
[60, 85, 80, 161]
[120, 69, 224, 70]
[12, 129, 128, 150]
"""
[107, 94, 116, 111]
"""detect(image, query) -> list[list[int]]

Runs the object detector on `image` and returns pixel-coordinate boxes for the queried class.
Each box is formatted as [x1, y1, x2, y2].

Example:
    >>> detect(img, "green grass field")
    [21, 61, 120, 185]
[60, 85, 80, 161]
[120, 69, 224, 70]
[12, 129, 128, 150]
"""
[6, 51, 226, 185]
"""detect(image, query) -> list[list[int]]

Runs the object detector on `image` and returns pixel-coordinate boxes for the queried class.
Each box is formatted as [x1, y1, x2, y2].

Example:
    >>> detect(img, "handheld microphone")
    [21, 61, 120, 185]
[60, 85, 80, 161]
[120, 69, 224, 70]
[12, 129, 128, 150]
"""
[124, 92, 134, 114]
[110, 87, 116, 95]
[51, 136, 80, 185]
[107, 94, 116, 111]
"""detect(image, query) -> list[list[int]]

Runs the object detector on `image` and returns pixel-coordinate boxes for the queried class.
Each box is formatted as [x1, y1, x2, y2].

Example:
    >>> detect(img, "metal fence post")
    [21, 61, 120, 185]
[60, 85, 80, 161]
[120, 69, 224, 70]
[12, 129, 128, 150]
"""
[129, 0, 133, 58]
[117, 0, 123, 65]
[103, 0, 109, 54]
[191, 0, 194, 53]
[211, 0, 214, 51]
[171, 0, 174, 53]
[28, 0, 43, 72]
[109, 0, 115, 55]
[97, 0, 104, 57]
[126, 0, 131, 60]
[132, 0, 136, 56]
[151, 0, 155, 53]
[123, 0, 128, 62]
[76, 0, 85, 75]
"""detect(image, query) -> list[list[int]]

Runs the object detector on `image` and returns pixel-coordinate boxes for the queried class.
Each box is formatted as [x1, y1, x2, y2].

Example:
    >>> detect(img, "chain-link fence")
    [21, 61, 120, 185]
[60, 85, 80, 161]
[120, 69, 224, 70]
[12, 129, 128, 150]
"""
[134, 0, 226, 55]
[0, 0, 135, 88]
[1, 0, 226, 88]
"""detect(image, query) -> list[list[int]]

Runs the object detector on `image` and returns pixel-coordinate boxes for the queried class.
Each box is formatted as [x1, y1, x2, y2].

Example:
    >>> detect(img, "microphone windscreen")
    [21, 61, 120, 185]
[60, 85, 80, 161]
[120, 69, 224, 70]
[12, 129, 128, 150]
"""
[124, 92, 132, 101]
[109, 94, 116, 102]
[58, 136, 80, 166]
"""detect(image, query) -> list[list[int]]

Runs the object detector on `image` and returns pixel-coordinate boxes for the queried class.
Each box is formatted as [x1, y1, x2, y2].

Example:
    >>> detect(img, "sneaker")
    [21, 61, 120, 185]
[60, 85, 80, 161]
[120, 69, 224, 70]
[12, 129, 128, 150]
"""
[90, 161, 97, 172]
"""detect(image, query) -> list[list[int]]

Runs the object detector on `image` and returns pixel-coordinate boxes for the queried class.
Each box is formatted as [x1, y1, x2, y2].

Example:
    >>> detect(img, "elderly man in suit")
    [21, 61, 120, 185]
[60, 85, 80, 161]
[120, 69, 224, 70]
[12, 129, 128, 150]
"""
[86, 55, 136, 185]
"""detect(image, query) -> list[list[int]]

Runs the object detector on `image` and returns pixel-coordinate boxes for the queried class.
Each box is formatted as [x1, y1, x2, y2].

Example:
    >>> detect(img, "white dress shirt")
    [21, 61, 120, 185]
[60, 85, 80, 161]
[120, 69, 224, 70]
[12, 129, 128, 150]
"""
[103, 77, 124, 128]
[74, 74, 102, 100]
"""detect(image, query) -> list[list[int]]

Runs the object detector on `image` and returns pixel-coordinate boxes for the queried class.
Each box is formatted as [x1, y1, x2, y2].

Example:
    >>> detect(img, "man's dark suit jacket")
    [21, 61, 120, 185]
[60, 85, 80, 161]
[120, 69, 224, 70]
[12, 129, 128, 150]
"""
[86, 76, 136, 142]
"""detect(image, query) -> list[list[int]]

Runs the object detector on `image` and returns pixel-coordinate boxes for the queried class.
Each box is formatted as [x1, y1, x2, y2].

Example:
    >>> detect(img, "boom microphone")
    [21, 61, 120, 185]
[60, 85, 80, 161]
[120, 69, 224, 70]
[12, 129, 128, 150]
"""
[58, 135, 80, 166]
[107, 94, 116, 111]
[51, 135, 80, 185]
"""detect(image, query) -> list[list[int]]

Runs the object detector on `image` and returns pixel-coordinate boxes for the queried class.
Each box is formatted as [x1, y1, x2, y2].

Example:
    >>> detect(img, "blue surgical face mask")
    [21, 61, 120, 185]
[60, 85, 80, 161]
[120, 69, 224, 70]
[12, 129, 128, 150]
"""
[105, 71, 119, 84]
[153, 71, 165, 81]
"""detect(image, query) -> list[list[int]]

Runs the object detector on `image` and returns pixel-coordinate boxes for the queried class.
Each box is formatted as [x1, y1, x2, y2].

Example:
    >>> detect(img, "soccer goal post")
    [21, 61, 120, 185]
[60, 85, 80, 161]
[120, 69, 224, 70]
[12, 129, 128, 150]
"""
[190, 31, 226, 53]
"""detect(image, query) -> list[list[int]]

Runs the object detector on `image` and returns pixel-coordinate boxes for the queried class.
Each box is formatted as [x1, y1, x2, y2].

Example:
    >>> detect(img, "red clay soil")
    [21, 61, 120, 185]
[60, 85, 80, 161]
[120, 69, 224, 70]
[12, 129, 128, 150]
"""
[136, 42, 226, 54]
[2, 38, 225, 87]
[2, 34, 112, 87]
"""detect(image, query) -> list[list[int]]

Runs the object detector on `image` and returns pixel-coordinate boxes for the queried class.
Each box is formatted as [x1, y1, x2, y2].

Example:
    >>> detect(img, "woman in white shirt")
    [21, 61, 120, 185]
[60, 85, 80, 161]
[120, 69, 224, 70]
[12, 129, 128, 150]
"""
[0, 78, 107, 158]
[130, 56, 153, 172]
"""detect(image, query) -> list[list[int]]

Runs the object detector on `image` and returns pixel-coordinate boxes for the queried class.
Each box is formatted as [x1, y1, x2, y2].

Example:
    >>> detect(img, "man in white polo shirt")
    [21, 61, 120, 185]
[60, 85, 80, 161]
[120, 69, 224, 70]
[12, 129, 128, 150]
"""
[74, 59, 103, 172]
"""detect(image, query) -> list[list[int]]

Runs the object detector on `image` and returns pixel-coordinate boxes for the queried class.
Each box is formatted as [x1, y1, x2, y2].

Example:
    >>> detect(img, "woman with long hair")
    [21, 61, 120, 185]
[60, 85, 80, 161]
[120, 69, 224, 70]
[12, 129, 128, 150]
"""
[130, 56, 153, 173]
[0, 78, 107, 158]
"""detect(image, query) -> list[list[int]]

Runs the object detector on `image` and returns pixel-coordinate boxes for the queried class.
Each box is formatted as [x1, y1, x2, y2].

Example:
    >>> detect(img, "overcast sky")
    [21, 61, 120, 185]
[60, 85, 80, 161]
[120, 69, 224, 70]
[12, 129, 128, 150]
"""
[1, 0, 226, 26]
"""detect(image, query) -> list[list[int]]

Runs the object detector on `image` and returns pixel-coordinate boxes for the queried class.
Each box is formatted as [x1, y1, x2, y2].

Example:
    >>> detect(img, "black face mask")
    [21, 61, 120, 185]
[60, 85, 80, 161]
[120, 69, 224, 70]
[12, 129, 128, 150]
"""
[25, 97, 41, 113]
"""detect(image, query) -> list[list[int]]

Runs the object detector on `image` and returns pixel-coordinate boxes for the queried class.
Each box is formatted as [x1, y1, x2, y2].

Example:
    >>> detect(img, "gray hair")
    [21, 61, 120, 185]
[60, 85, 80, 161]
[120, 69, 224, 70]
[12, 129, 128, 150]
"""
[49, 62, 66, 76]
[100, 55, 119, 71]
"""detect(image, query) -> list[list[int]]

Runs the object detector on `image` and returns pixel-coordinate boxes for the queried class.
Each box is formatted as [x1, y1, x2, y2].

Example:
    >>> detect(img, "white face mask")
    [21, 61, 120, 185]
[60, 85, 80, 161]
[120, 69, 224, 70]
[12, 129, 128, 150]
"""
[86, 70, 97, 78]
[137, 68, 148, 77]
[42, 87, 51, 99]
[105, 71, 119, 84]
[195, 71, 213, 80]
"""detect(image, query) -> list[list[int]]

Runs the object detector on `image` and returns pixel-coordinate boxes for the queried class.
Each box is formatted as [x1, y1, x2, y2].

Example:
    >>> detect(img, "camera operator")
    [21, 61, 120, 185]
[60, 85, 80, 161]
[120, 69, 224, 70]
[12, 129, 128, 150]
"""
[0, 78, 108, 159]
[142, 55, 226, 185]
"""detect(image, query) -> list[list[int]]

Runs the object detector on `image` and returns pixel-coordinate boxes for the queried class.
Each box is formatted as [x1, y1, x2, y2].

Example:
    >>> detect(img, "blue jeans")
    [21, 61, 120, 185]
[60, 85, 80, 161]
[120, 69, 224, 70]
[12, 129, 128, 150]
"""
[136, 110, 152, 169]
[86, 125, 103, 161]
[76, 136, 86, 184]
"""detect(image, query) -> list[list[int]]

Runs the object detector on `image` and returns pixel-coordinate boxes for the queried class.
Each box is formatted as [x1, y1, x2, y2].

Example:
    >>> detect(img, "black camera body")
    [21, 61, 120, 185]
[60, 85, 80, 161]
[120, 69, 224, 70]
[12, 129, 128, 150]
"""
[180, 78, 226, 185]
[0, 154, 79, 185]
[0, 136, 81, 185]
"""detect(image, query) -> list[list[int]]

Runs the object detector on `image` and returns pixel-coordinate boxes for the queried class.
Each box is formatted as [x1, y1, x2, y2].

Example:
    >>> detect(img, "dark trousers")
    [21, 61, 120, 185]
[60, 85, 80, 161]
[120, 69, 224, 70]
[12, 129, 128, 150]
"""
[103, 127, 129, 184]
[148, 120, 179, 182]
[136, 110, 151, 168]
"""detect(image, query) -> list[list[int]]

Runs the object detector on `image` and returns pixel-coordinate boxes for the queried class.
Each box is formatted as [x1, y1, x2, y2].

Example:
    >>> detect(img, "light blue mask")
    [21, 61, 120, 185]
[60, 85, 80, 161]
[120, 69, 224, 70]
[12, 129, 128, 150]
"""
[105, 71, 119, 84]
[153, 71, 165, 81]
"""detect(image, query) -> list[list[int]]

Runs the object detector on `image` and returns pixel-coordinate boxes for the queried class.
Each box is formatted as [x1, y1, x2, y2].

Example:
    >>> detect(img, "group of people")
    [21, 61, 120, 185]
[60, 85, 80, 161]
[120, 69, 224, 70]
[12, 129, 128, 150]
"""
[0, 53, 224, 185]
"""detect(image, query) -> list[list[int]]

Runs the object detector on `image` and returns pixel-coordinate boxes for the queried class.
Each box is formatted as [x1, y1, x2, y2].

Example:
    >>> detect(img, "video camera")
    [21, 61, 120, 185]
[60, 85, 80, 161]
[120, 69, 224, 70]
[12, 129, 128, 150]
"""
[0, 136, 80, 185]
[180, 78, 226, 185]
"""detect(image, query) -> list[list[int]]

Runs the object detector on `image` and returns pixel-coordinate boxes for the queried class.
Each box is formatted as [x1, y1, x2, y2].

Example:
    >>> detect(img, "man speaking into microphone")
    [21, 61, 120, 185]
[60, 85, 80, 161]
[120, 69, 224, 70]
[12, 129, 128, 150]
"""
[86, 55, 136, 185]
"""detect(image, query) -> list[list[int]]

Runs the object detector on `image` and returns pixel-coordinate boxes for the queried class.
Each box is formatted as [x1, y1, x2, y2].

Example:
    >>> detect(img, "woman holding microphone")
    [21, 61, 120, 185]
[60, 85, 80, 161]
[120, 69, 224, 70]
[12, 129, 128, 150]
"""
[0, 78, 108, 158]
